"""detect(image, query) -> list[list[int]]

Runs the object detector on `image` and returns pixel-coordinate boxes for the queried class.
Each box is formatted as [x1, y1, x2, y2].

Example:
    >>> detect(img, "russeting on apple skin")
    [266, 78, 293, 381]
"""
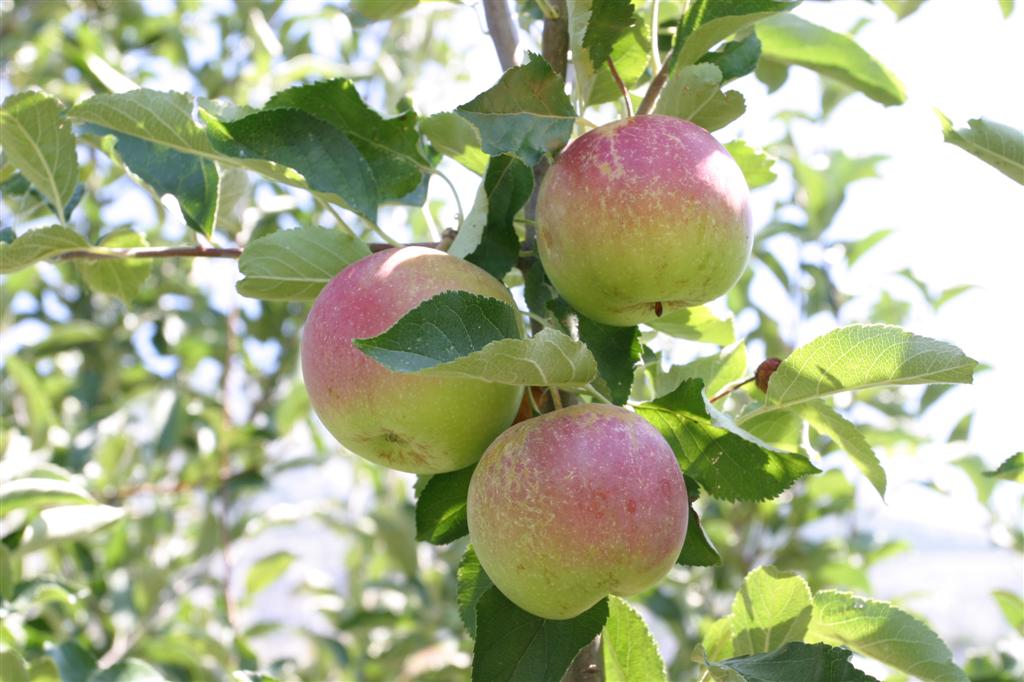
[537, 114, 752, 327]
[301, 246, 523, 474]
[467, 404, 688, 620]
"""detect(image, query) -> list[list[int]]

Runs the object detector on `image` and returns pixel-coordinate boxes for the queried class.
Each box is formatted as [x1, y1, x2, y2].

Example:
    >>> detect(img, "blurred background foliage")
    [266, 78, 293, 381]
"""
[0, 1, 1021, 681]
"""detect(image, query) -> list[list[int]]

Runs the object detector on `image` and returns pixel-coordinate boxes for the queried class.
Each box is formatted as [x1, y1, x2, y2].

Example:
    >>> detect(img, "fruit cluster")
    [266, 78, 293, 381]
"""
[301, 115, 752, 619]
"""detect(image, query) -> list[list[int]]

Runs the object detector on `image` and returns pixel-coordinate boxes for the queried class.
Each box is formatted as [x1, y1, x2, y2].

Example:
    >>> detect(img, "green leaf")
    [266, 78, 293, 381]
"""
[707, 641, 878, 681]
[98, 127, 219, 236]
[842, 228, 892, 266]
[18, 505, 125, 553]
[0, 643, 28, 682]
[458, 546, 493, 638]
[678, 505, 721, 567]
[236, 226, 371, 301]
[754, 325, 977, 418]
[724, 141, 776, 189]
[792, 401, 886, 498]
[0, 478, 95, 515]
[456, 55, 576, 166]
[655, 64, 745, 132]
[791, 151, 885, 236]
[0, 544, 16, 600]
[577, 316, 640, 405]
[939, 114, 1024, 185]
[740, 409, 802, 451]
[756, 14, 906, 106]
[203, 107, 378, 220]
[472, 588, 608, 682]
[421, 113, 489, 175]
[266, 78, 428, 201]
[654, 341, 747, 398]
[349, 0, 417, 22]
[451, 154, 533, 280]
[993, 590, 1024, 632]
[582, 0, 636, 68]
[636, 379, 818, 501]
[88, 659, 167, 682]
[1000, 0, 1015, 17]
[47, 641, 98, 682]
[602, 596, 668, 682]
[731, 566, 812, 656]
[0, 226, 88, 274]
[70, 90, 216, 155]
[703, 616, 736, 661]
[355, 292, 597, 388]
[807, 590, 968, 682]
[28, 657, 61, 682]
[883, 0, 926, 20]
[245, 552, 295, 596]
[569, 2, 650, 107]
[698, 33, 763, 82]
[671, 0, 795, 69]
[4, 355, 58, 449]
[78, 230, 153, 302]
[0, 92, 80, 225]
[985, 453, 1024, 482]
[231, 673, 280, 682]
[649, 305, 735, 345]
[415, 465, 474, 544]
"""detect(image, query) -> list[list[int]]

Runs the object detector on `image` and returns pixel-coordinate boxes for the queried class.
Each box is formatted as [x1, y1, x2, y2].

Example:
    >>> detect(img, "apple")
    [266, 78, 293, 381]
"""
[467, 404, 688, 619]
[536, 114, 752, 326]
[301, 246, 523, 474]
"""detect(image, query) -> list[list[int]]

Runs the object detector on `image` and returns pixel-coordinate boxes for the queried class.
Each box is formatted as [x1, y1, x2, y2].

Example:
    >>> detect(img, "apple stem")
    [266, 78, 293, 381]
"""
[607, 57, 633, 117]
[550, 388, 564, 411]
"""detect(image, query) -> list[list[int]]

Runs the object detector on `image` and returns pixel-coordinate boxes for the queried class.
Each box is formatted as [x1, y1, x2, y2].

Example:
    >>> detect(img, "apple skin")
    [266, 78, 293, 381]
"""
[467, 404, 688, 620]
[537, 114, 752, 327]
[301, 246, 523, 474]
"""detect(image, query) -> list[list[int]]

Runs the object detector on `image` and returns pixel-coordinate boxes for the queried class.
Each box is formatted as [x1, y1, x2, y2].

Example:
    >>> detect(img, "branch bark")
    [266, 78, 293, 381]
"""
[483, 0, 519, 71]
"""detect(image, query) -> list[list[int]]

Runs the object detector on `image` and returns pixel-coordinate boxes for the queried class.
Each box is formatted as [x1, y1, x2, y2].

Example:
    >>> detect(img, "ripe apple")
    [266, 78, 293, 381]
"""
[467, 404, 688, 619]
[537, 114, 752, 326]
[301, 246, 523, 474]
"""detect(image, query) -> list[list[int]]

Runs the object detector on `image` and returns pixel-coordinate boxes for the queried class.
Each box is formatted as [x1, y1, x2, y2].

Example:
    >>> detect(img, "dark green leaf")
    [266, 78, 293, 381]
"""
[582, 0, 636, 68]
[472, 588, 608, 682]
[698, 33, 762, 82]
[266, 79, 429, 201]
[707, 641, 878, 681]
[756, 15, 906, 106]
[458, 546, 493, 638]
[450, 154, 533, 280]
[678, 506, 721, 567]
[47, 641, 98, 682]
[202, 108, 378, 220]
[671, 0, 795, 69]
[99, 128, 218, 235]
[355, 292, 597, 388]
[637, 379, 818, 501]
[939, 114, 1024, 185]
[236, 226, 371, 301]
[456, 55, 576, 166]
[577, 316, 640, 405]
[415, 465, 474, 544]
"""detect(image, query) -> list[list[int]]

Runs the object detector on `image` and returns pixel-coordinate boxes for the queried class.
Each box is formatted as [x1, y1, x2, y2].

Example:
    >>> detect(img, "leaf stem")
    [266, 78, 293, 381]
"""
[432, 167, 465, 230]
[362, 218, 403, 247]
[550, 387, 564, 411]
[607, 58, 634, 117]
[709, 375, 755, 403]
[317, 198, 359, 238]
[650, 0, 663, 74]
[583, 384, 613, 405]
[636, 55, 672, 115]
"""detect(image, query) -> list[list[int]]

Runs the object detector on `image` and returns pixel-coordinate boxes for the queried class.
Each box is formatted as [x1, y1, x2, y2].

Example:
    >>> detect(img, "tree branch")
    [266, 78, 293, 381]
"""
[483, 0, 519, 71]
[540, 0, 569, 79]
[55, 246, 243, 261]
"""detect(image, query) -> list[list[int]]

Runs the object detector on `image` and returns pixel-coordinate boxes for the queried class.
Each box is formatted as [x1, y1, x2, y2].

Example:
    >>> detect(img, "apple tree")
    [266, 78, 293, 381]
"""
[1, 1, 1022, 681]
